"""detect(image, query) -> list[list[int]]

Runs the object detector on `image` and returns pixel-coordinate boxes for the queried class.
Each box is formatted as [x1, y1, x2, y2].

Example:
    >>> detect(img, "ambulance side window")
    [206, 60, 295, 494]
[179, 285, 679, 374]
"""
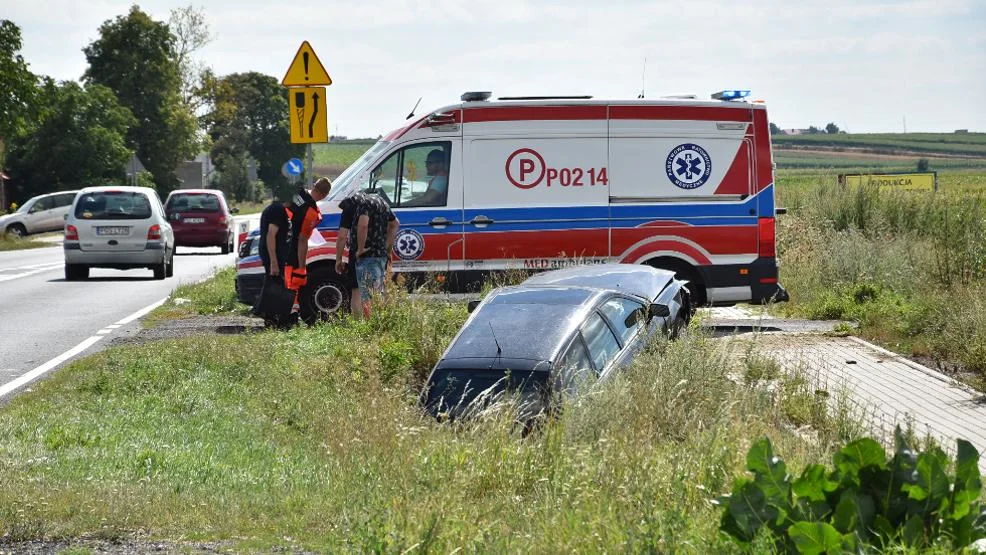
[395, 142, 451, 208]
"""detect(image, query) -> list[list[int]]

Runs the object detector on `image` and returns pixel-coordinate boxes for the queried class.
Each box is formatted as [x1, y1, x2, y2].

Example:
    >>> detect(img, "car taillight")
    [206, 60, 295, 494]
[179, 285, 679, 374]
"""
[217, 216, 227, 225]
[65, 224, 79, 241]
[147, 224, 162, 240]
[758, 217, 776, 258]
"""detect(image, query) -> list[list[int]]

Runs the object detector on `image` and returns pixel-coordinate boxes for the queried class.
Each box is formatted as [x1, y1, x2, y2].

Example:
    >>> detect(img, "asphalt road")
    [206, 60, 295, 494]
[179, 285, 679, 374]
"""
[0, 240, 237, 398]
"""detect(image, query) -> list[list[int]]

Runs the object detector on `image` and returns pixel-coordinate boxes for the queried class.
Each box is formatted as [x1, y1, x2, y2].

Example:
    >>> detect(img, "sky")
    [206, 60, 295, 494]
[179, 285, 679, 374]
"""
[5, 0, 986, 138]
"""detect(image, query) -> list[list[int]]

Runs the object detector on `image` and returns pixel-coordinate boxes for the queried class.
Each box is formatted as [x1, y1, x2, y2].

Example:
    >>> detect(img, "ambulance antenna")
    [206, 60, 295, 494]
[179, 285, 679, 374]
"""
[638, 57, 646, 99]
[406, 96, 422, 120]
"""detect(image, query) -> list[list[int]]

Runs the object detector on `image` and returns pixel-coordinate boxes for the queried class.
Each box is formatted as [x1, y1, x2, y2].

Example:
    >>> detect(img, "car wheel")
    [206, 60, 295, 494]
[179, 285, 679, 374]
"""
[221, 240, 230, 255]
[65, 264, 88, 281]
[6, 223, 26, 238]
[165, 248, 175, 278]
[153, 257, 167, 280]
[299, 267, 351, 325]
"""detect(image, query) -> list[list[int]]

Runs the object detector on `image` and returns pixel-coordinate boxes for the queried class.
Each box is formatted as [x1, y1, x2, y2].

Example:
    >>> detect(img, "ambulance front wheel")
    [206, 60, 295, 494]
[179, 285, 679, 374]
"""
[299, 267, 351, 325]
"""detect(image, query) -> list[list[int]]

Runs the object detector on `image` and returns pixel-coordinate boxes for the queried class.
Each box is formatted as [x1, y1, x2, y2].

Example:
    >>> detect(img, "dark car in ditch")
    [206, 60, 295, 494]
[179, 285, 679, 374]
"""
[421, 264, 691, 422]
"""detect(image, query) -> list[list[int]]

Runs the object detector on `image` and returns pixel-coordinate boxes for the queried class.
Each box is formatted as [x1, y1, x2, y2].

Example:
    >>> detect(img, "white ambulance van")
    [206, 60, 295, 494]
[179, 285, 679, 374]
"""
[237, 90, 788, 321]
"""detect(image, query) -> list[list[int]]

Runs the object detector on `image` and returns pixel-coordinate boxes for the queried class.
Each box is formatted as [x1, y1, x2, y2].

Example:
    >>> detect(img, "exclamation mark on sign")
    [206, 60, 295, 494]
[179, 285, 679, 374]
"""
[303, 52, 309, 81]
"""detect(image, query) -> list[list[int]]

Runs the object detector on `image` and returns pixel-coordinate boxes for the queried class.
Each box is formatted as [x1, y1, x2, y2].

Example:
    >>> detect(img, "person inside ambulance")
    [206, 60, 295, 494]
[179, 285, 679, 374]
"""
[403, 149, 448, 207]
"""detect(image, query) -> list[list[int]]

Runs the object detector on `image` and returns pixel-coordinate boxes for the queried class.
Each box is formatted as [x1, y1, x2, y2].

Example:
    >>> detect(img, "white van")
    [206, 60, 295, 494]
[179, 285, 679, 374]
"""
[238, 91, 788, 321]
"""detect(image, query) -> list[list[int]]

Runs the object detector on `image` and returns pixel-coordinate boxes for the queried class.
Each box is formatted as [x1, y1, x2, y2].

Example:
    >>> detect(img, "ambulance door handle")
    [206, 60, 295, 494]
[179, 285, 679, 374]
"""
[470, 215, 494, 228]
[428, 217, 450, 229]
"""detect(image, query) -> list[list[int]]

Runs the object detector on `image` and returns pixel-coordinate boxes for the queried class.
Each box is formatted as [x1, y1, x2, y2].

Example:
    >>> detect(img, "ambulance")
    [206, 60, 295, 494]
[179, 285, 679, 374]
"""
[237, 90, 789, 321]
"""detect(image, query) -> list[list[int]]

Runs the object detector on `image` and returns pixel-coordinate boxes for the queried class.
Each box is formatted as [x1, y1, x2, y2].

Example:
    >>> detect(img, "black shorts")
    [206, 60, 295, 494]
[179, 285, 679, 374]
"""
[343, 260, 358, 290]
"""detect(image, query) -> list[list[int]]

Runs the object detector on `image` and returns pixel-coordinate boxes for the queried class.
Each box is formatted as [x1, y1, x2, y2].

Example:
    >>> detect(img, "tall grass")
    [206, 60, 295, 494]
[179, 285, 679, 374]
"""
[0, 279, 858, 551]
[777, 173, 986, 383]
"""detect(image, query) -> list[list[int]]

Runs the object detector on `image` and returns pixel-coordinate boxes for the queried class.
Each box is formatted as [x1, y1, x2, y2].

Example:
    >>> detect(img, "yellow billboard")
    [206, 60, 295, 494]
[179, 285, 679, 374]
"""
[839, 172, 937, 191]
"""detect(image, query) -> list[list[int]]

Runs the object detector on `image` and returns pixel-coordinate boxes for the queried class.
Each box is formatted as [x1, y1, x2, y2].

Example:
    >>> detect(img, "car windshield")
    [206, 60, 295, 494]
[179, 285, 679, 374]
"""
[167, 193, 220, 212]
[324, 140, 391, 201]
[75, 191, 152, 220]
[424, 368, 547, 417]
[15, 200, 34, 213]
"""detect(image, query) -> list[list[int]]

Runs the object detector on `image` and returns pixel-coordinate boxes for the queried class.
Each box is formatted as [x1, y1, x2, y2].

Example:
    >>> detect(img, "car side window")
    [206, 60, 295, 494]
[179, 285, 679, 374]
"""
[581, 312, 621, 373]
[31, 197, 54, 212]
[56, 193, 76, 208]
[599, 296, 647, 345]
[556, 336, 596, 392]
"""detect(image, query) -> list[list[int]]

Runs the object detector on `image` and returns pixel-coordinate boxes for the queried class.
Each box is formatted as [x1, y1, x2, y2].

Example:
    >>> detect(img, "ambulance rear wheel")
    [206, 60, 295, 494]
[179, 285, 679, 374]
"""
[299, 268, 350, 325]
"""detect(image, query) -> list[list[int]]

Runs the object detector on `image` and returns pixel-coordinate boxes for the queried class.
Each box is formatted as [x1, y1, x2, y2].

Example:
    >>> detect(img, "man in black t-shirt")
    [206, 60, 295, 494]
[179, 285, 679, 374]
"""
[335, 191, 399, 318]
[258, 200, 290, 278]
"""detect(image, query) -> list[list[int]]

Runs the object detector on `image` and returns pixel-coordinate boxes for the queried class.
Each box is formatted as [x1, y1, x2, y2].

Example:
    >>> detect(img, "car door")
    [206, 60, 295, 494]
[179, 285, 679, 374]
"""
[580, 311, 623, 379]
[25, 195, 57, 233]
[598, 295, 649, 361]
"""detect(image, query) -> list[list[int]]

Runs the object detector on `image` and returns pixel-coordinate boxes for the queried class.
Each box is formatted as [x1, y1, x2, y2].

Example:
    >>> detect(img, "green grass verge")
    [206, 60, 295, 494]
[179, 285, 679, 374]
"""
[0, 234, 55, 251]
[776, 170, 986, 389]
[142, 266, 247, 327]
[0, 274, 862, 551]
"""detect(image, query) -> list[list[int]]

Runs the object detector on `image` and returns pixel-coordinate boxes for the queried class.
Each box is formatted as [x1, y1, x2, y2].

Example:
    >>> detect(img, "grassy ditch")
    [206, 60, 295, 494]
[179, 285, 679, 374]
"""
[0, 275, 862, 551]
[776, 170, 986, 389]
[0, 233, 54, 251]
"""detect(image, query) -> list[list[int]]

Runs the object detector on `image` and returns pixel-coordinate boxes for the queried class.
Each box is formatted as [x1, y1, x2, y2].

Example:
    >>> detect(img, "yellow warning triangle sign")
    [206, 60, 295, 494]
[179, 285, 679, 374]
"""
[282, 41, 332, 87]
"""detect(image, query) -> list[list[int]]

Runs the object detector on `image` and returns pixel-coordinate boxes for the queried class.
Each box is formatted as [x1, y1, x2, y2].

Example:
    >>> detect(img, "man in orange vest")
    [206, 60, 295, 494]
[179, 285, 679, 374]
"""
[282, 177, 331, 324]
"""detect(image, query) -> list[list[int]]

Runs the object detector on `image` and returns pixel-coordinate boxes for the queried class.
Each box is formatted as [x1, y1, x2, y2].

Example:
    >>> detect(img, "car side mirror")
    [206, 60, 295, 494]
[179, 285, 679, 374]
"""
[231, 207, 239, 214]
[467, 300, 480, 313]
[649, 303, 670, 320]
[63, 214, 68, 221]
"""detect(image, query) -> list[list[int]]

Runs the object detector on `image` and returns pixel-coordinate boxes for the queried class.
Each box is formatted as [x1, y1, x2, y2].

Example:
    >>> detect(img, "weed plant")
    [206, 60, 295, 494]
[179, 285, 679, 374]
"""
[0, 278, 862, 551]
[0, 233, 51, 251]
[777, 172, 986, 384]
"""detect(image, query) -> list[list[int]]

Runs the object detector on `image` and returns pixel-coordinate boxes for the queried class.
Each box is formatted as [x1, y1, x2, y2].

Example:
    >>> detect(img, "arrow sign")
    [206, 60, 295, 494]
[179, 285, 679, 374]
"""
[286, 158, 303, 176]
[288, 87, 328, 144]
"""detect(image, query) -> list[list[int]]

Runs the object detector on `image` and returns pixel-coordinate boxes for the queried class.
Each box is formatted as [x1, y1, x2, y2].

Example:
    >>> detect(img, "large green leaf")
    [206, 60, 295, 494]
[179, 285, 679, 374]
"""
[903, 448, 950, 513]
[788, 521, 843, 554]
[746, 437, 792, 509]
[793, 464, 837, 502]
[952, 439, 982, 521]
[834, 439, 887, 487]
[833, 491, 876, 536]
[901, 514, 925, 547]
[721, 479, 779, 542]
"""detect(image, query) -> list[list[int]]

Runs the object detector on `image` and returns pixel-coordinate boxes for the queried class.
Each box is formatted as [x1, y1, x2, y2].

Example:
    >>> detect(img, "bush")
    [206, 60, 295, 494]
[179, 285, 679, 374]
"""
[719, 428, 986, 552]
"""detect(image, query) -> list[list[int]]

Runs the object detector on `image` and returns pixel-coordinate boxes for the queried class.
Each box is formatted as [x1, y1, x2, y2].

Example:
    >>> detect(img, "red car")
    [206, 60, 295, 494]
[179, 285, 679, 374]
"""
[164, 189, 237, 253]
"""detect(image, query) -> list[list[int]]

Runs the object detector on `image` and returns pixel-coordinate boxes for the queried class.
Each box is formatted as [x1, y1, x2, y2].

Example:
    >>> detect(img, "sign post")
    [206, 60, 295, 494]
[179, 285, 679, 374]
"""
[282, 41, 332, 188]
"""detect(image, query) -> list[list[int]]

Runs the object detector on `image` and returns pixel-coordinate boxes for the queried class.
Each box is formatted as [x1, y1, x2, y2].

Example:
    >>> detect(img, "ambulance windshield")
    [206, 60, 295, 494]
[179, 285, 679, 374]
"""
[325, 140, 391, 201]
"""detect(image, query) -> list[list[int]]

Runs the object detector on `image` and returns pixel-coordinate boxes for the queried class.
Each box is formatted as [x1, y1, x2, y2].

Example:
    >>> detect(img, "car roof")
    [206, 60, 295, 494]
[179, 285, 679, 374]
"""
[441, 285, 603, 364]
[79, 185, 156, 194]
[167, 189, 226, 196]
[521, 263, 675, 301]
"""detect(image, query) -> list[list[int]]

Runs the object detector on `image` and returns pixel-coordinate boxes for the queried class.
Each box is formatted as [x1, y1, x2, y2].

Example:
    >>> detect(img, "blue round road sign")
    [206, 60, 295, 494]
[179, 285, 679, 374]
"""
[286, 158, 304, 176]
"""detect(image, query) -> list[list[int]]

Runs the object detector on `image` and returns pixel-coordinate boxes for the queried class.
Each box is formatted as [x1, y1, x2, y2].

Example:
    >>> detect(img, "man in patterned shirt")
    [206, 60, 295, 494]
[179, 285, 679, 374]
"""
[335, 191, 399, 318]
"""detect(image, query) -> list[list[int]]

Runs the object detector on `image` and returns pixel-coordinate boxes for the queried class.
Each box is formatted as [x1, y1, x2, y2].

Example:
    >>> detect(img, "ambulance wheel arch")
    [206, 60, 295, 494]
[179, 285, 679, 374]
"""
[299, 262, 351, 324]
[644, 256, 707, 306]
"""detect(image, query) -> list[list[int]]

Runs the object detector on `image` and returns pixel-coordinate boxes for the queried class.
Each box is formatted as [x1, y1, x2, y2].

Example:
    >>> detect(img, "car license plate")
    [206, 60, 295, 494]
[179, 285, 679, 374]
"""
[183, 217, 205, 224]
[96, 226, 130, 236]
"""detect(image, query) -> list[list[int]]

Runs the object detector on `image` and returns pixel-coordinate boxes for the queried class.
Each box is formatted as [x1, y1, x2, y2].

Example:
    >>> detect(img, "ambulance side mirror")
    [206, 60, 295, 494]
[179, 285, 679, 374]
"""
[775, 207, 788, 215]
[467, 300, 481, 313]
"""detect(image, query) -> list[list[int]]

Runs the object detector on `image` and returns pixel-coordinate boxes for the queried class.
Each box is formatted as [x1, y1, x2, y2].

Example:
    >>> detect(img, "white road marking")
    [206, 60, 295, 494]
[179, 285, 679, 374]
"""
[0, 263, 64, 282]
[0, 336, 103, 398]
[0, 297, 170, 400]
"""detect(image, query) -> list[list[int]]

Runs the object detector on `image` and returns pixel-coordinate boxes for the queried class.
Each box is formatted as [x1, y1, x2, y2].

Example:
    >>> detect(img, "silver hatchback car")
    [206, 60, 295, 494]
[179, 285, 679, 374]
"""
[63, 186, 175, 280]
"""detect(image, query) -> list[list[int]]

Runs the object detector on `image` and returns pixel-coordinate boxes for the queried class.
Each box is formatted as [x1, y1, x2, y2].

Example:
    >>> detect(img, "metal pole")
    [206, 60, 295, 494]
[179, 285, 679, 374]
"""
[306, 143, 314, 187]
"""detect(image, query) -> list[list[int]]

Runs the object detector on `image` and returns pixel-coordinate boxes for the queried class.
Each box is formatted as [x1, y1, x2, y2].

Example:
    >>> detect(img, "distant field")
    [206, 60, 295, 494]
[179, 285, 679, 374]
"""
[313, 134, 986, 175]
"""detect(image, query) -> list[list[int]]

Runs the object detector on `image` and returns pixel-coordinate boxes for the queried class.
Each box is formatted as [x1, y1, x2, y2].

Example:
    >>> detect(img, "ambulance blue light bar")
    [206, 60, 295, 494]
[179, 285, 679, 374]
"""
[712, 90, 751, 101]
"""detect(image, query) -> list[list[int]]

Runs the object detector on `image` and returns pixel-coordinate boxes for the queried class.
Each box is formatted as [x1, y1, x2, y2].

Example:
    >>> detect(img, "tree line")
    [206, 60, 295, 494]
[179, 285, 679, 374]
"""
[0, 6, 303, 208]
[770, 122, 843, 135]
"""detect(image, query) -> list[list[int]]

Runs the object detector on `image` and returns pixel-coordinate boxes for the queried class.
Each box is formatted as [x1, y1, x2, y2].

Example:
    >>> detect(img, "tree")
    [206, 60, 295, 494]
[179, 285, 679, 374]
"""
[6, 80, 135, 199]
[201, 71, 302, 201]
[769, 122, 783, 135]
[825, 122, 840, 134]
[83, 6, 196, 194]
[0, 20, 40, 209]
[806, 126, 822, 135]
[168, 5, 214, 115]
